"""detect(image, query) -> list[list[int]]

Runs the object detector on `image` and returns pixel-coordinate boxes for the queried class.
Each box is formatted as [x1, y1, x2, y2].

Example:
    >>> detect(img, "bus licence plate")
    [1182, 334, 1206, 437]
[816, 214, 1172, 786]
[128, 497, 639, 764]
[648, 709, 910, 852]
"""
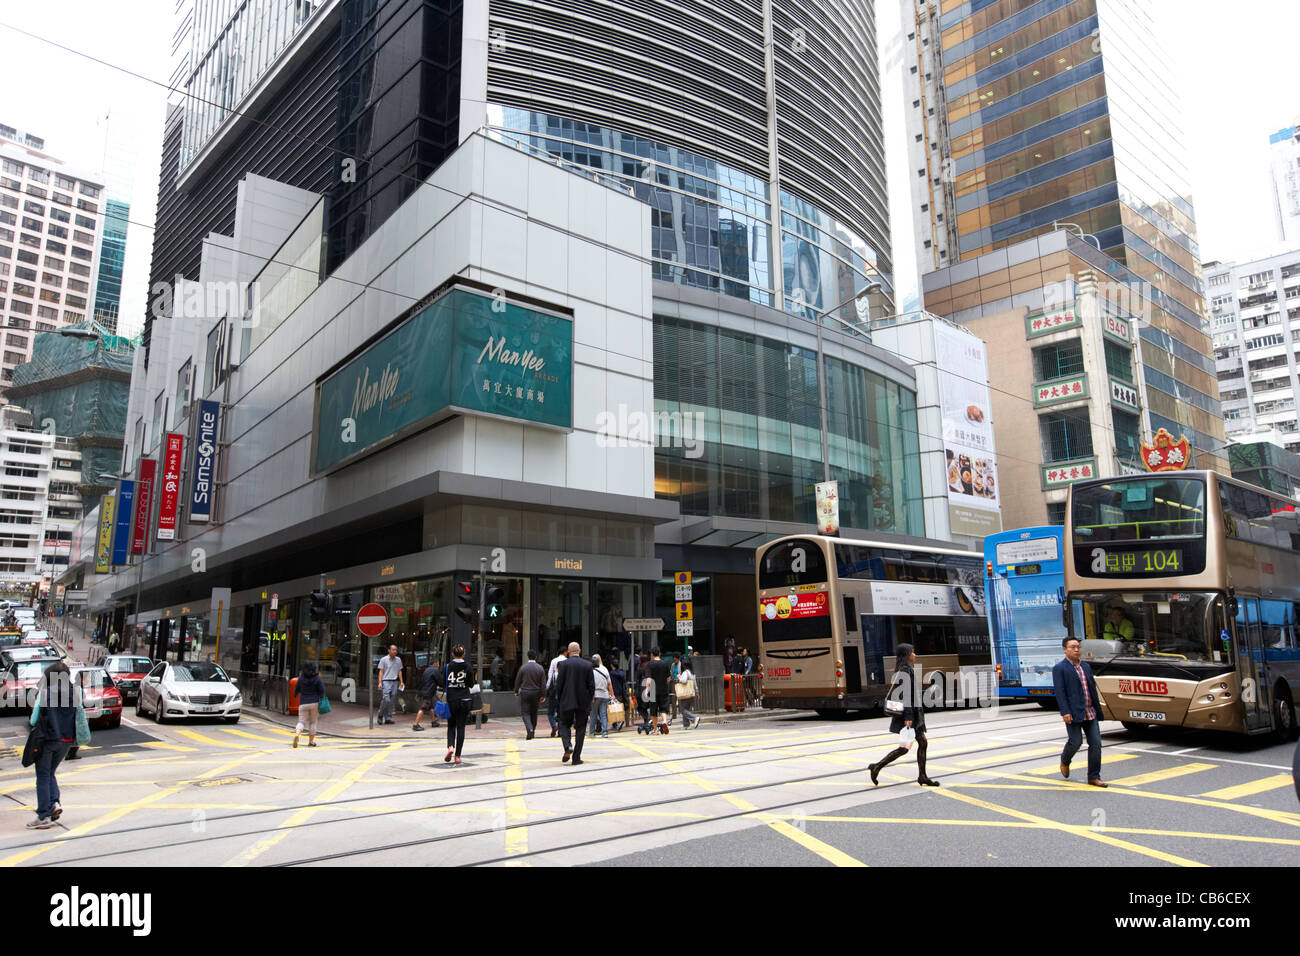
[1129, 710, 1165, 721]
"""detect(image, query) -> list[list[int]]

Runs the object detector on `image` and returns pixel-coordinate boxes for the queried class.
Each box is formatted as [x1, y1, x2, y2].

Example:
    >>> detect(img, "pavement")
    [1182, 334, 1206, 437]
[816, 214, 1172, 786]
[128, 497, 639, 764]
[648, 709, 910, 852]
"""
[242, 696, 786, 740]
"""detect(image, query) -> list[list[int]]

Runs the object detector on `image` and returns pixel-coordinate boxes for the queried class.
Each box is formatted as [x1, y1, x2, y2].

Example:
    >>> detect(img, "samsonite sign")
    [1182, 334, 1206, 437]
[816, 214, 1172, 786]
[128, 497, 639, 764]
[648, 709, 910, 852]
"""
[189, 400, 220, 524]
[312, 287, 574, 475]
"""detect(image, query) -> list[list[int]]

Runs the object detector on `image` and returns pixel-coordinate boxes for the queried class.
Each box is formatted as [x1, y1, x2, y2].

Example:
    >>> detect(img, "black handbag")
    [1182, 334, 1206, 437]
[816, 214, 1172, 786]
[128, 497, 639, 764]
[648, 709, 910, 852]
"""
[21, 725, 42, 768]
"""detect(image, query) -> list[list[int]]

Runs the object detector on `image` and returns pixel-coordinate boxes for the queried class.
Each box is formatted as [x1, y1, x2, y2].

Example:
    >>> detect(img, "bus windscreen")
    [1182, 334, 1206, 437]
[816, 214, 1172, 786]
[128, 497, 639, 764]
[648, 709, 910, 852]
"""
[1071, 477, 1205, 544]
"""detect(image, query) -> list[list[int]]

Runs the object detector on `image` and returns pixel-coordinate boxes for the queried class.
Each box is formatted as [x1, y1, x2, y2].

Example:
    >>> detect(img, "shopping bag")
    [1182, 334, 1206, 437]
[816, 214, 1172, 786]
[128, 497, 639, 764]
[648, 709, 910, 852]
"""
[318, 696, 331, 715]
[674, 679, 696, 700]
[898, 726, 917, 750]
[607, 700, 625, 723]
[434, 700, 450, 720]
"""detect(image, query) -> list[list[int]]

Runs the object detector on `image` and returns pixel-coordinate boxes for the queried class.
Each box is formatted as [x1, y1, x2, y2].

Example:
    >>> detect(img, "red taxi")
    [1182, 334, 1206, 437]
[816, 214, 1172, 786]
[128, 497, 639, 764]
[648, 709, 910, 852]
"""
[0, 658, 60, 712]
[103, 655, 153, 704]
[72, 666, 123, 729]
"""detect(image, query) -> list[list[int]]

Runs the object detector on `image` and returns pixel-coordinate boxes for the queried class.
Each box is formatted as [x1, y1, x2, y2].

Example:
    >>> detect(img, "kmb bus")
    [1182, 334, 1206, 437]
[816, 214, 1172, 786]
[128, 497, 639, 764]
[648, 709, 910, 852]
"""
[756, 534, 993, 716]
[1065, 470, 1300, 741]
[984, 526, 1065, 705]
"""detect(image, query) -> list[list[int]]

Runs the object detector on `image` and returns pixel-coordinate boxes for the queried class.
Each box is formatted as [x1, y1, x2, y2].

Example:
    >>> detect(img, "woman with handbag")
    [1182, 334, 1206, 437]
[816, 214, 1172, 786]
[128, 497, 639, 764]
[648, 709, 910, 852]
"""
[294, 660, 327, 748]
[867, 643, 939, 787]
[25, 661, 90, 830]
[675, 659, 701, 730]
[443, 645, 472, 764]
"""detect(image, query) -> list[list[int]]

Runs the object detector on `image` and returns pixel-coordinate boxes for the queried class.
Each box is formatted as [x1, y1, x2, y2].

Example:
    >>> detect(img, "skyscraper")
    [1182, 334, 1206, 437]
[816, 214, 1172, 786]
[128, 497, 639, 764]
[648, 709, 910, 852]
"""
[902, 0, 1225, 470]
[91, 199, 129, 335]
[1270, 121, 1300, 243]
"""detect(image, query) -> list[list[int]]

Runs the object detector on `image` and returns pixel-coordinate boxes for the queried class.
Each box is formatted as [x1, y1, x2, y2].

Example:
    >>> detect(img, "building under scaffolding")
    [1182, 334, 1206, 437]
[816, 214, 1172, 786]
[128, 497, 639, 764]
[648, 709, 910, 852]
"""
[4, 322, 134, 511]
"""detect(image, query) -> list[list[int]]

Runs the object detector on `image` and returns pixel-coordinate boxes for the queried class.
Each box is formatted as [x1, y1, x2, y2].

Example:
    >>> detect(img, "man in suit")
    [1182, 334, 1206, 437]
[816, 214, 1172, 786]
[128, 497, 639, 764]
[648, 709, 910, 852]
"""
[1052, 636, 1108, 787]
[554, 641, 595, 766]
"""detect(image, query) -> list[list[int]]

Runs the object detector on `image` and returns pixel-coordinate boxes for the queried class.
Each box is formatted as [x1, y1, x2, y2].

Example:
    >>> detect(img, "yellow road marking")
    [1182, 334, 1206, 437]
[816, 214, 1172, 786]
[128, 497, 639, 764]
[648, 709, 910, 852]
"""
[0, 785, 188, 867]
[956, 746, 1061, 767]
[217, 727, 296, 744]
[142, 741, 199, 752]
[1025, 752, 1138, 776]
[175, 729, 254, 749]
[936, 787, 1206, 867]
[1105, 762, 1217, 788]
[224, 742, 402, 866]
[615, 736, 867, 867]
[503, 741, 528, 858]
[1198, 774, 1295, 801]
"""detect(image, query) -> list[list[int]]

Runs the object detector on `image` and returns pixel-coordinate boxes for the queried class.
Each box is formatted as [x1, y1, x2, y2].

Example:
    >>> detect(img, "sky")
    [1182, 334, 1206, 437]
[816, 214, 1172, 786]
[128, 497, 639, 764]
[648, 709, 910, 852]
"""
[1, 1, 1298, 331]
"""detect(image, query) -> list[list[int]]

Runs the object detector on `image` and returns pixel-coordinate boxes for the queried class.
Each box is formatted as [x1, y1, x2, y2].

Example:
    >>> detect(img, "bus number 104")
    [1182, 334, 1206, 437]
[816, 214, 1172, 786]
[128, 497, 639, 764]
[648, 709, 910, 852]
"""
[1090, 548, 1180, 574]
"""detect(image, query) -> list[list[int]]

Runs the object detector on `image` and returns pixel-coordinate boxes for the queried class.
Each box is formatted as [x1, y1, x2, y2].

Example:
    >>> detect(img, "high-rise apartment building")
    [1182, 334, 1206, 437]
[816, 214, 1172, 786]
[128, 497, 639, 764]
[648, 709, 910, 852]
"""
[901, 0, 1224, 471]
[91, 199, 129, 334]
[0, 125, 108, 386]
[1270, 120, 1300, 243]
[1206, 250, 1300, 451]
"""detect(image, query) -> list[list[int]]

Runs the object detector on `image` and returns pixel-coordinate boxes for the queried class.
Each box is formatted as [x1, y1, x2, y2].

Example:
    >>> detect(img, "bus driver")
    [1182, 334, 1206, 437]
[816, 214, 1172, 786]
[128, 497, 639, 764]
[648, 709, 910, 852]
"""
[1103, 605, 1135, 643]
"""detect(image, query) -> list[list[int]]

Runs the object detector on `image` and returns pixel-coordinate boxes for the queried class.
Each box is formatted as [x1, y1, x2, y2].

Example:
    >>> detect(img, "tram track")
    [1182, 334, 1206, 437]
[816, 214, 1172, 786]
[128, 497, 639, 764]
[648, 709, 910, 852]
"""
[14, 710, 1068, 865]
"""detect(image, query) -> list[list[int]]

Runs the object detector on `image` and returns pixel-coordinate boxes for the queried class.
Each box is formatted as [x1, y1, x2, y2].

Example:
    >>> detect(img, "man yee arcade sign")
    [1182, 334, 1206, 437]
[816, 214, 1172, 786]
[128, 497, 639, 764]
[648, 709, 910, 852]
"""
[312, 287, 574, 475]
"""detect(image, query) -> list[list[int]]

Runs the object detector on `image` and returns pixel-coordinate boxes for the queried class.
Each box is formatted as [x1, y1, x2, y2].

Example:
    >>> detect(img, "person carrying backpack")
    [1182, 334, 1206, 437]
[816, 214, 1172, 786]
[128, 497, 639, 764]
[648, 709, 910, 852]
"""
[26, 661, 90, 829]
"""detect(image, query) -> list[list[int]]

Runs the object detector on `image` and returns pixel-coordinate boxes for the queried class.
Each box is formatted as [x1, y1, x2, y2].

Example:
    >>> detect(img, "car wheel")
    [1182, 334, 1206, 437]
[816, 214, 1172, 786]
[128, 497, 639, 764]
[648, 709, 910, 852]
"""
[1272, 690, 1297, 743]
[107, 715, 121, 730]
[154, 699, 166, 724]
[135, 695, 148, 718]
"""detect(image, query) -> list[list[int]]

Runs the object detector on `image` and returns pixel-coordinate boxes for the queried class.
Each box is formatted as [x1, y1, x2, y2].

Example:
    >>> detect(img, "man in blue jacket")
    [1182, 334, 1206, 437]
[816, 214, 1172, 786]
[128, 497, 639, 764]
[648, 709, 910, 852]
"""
[1052, 636, 1108, 787]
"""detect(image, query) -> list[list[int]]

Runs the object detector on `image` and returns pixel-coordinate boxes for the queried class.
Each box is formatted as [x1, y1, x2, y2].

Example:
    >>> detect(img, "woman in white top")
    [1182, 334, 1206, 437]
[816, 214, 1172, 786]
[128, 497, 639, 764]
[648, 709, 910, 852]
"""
[589, 654, 612, 738]
[676, 659, 701, 730]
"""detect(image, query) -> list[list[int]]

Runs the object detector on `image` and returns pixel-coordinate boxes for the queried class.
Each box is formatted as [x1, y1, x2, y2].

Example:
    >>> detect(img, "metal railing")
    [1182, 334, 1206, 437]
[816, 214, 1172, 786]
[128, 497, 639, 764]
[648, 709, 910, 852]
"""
[236, 670, 291, 714]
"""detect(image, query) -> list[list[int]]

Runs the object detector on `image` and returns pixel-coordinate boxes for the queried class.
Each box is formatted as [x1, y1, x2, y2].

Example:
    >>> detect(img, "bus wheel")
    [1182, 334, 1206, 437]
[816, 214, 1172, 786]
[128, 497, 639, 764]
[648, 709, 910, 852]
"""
[1036, 699, 1056, 710]
[1120, 722, 1148, 737]
[815, 709, 848, 720]
[1272, 690, 1297, 743]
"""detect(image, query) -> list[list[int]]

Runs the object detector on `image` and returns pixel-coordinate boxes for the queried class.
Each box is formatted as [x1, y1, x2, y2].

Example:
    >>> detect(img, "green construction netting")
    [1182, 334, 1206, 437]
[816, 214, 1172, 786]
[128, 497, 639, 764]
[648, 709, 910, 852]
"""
[9, 324, 134, 438]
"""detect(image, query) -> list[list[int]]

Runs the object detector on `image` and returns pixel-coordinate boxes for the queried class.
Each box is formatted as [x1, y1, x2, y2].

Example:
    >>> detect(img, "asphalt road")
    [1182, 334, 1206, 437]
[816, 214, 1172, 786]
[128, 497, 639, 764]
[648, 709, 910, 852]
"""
[0, 702, 1295, 867]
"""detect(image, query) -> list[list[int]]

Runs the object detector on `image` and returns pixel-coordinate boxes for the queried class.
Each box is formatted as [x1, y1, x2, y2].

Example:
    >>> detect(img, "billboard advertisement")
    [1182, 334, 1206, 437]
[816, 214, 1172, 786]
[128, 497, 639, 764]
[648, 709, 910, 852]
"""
[95, 495, 115, 574]
[110, 480, 135, 566]
[934, 322, 1002, 537]
[132, 458, 156, 554]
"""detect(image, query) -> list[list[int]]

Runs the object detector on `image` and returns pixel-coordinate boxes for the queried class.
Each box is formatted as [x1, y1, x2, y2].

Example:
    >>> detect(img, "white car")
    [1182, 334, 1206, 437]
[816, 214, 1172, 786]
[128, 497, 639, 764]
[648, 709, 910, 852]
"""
[135, 660, 242, 723]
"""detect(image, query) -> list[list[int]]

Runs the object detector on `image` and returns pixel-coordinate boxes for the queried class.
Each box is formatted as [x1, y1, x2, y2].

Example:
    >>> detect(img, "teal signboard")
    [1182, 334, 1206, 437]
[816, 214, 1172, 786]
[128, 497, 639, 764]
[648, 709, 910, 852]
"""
[313, 287, 573, 474]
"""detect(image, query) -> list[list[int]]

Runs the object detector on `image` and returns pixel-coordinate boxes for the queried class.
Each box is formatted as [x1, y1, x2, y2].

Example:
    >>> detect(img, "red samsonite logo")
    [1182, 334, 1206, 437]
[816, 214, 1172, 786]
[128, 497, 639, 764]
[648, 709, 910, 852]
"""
[1118, 679, 1167, 695]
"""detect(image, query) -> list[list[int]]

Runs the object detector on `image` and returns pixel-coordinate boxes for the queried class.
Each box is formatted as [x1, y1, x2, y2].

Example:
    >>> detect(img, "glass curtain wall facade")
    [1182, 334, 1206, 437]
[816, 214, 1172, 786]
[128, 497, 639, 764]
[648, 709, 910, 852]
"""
[652, 316, 924, 534]
[91, 199, 128, 334]
[925, 0, 1221, 465]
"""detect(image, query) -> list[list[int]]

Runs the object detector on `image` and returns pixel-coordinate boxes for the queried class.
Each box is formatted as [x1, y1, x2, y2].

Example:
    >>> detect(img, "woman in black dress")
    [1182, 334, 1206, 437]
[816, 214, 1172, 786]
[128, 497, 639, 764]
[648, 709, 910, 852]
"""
[868, 643, 940, 787]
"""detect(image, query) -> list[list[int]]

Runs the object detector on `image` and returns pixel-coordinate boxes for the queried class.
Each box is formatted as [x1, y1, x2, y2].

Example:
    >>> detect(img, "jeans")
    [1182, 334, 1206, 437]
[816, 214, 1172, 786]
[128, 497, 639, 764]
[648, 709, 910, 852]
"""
[589, 698, 609, 735]
[560, 709, 589, 760]
[546, 694, 559, 730]
[519, 691, 540, 735]
[1062, 717, 1104, 781]
[378, 680, 399, 722]
[680, 699, 697, 727]
[35, 740, 71, 818]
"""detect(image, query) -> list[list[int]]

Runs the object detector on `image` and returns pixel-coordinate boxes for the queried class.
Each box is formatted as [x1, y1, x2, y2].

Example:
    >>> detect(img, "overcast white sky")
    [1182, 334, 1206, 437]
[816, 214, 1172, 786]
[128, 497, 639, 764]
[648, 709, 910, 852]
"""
[1, 1, 1297, 332]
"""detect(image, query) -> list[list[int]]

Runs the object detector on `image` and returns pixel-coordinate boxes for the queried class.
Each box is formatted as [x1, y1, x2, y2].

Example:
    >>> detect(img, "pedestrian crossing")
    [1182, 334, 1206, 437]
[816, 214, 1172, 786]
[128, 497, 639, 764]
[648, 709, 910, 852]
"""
[1198, 774, 1294, 801]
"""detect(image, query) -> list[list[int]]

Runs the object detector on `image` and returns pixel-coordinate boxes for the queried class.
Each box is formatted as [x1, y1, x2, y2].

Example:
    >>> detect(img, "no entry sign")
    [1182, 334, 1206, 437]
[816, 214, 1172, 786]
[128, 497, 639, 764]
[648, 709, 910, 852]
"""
[357, 603, 388, 638]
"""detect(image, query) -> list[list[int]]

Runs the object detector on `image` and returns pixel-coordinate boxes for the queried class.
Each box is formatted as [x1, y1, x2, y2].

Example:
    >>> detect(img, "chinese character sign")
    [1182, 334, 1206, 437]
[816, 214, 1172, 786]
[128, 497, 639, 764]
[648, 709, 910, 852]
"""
[157, 433, 185, 541]
[1140, 428, 1191, 472]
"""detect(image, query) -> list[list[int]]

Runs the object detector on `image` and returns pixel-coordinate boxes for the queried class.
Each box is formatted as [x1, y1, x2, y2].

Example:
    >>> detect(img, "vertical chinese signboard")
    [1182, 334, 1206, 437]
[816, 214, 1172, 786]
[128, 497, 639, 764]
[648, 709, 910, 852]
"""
[132, 458, 156, 554]
[157, 433, 185, 541]
[95, 492, 116, 573]
[934, 323, 1002, 537]
[815, 480, 840, 535]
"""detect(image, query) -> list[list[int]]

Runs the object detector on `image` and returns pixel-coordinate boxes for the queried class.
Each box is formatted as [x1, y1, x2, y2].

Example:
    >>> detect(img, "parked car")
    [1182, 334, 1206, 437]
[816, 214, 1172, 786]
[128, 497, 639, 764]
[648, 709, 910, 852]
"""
[0, 657, 60, 712]
[21, 630, 52, 645]
[70, 665, 123, 729]
[136, 659, 241, 723]
[103, 655, 153, 704]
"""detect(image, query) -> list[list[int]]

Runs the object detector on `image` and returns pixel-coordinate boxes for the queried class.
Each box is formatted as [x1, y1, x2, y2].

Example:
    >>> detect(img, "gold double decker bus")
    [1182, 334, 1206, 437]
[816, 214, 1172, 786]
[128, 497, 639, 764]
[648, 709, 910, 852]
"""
[756, 534, 992, 716]
[1065, 470, 1300, 741]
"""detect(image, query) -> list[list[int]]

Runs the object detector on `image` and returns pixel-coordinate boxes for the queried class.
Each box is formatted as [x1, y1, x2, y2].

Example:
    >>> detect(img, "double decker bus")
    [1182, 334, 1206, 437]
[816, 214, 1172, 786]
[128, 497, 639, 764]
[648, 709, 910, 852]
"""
[1065, 470, 1300, 741]
[756, 534, 992, 716]
[984, 527, 1065, 704]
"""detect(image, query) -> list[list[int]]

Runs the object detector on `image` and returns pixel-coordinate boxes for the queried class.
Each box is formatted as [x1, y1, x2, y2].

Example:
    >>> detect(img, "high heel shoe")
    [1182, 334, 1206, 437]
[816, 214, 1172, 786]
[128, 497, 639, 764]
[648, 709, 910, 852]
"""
[917, 776, 940, 787]
[868, 763, 880, 786]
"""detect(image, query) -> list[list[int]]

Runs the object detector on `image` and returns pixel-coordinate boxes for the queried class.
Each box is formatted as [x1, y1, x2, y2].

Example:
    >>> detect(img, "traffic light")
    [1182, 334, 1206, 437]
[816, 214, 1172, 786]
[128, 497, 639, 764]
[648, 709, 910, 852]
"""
[455, 580, 479, 623]
[484, 583, 506, 622]
[309, 589, 332, 622]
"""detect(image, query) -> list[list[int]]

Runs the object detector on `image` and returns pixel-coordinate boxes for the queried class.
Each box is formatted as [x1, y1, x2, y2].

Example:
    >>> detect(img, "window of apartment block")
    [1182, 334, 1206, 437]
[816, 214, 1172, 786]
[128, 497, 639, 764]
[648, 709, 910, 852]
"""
[1046, 502, 1066, 526]
[1040, 411, 1093, 463]
[1112, 408, 1142, 463]
[1034, 339, 1085, 380]
[1104, 339, 1133, 381]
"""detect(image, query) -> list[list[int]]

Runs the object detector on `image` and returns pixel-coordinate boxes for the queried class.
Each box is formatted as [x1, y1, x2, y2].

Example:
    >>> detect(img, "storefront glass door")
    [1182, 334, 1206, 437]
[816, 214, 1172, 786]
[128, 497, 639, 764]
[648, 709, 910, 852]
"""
[536, 579, 588, 665]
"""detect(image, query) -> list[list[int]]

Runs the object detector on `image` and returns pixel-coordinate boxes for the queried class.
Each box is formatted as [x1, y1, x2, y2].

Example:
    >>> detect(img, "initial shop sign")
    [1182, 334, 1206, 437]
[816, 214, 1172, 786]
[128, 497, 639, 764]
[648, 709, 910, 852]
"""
[312, 287, 574, 475]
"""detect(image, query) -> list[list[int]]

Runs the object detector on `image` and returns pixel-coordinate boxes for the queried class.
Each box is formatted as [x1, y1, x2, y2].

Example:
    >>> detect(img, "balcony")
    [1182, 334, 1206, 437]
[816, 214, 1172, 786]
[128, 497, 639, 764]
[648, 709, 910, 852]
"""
[1033, 372, 1089, 408]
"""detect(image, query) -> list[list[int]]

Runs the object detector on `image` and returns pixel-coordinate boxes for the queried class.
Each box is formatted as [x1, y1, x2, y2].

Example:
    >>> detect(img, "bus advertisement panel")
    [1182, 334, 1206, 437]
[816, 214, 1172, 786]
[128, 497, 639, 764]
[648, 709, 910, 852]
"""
[985, 527, 1065, 699]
